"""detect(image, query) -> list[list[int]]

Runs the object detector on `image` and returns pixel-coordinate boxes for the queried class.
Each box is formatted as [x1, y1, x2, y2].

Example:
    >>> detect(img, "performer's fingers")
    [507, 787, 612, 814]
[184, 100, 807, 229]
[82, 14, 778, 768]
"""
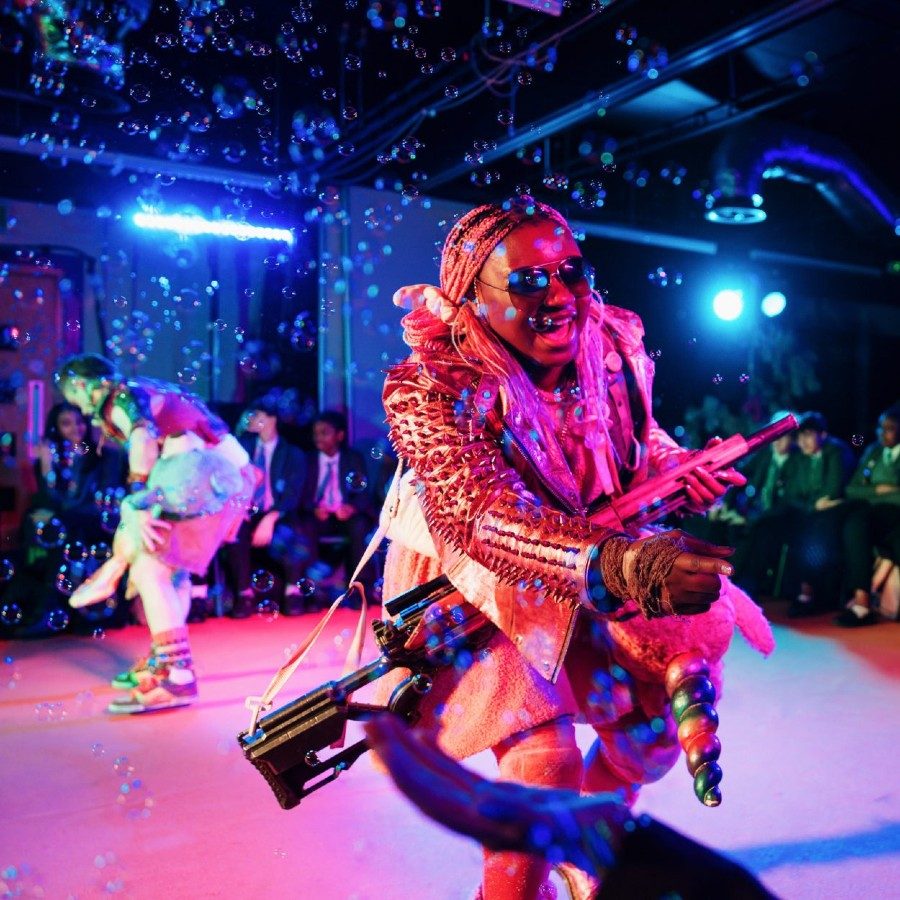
[683, 479, 716, 505]
[676, 533, 734, 558]
[674, 553, 733, 577]
[673, 570, 724, 595]
[689, 467, 728, 498]
[715, 466, 747, 486]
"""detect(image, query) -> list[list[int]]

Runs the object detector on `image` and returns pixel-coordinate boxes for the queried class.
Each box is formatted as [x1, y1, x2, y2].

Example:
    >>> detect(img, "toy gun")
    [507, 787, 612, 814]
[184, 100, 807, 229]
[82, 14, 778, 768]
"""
[587, 414, 797, 529]
[239, 575, 493, 809]
[238, 414, 796, 809]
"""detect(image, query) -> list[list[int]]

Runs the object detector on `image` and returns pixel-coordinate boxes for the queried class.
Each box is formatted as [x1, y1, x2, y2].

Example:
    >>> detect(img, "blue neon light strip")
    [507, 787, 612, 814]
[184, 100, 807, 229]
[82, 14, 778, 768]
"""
[132, 211, 294, 244]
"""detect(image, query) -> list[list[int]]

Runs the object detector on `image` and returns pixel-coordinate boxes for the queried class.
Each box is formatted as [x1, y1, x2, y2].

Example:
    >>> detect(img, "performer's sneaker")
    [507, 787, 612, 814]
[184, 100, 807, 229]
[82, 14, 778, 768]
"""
[107, 661, 198, 714]
[110, 650, 154, 690]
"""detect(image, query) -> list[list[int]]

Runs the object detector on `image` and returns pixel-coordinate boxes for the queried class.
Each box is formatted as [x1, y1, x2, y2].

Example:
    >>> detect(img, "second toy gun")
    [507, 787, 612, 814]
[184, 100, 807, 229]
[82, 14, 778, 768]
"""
[239, 413, 796, 810]
[587, 414, 797, 530]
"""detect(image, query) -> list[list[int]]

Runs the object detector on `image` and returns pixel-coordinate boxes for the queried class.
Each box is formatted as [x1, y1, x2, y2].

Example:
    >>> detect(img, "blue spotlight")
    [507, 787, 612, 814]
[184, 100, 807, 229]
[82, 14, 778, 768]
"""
[132, 211, 294, 245]
[712, 289, 744, 321]
[761, 291, 787, 317]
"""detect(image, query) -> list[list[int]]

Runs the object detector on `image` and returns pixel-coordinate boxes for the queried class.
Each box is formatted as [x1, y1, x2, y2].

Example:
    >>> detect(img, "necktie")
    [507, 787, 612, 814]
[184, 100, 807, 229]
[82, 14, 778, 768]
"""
[318, 458, 339, 509]
[253, 441, 271, 511]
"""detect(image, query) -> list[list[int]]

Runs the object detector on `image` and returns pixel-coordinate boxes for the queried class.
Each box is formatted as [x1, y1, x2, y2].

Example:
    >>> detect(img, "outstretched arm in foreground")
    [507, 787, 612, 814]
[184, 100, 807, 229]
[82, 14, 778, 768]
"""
[365, 716, 777, 900]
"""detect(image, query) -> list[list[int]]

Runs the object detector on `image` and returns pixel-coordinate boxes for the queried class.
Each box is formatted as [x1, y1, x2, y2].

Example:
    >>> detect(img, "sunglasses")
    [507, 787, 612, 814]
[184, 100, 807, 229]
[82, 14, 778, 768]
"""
[477, 256, 595, 302]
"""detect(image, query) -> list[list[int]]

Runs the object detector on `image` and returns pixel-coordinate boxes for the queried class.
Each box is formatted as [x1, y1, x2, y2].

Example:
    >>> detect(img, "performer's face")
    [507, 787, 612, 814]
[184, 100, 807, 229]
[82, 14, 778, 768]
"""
[60, 379, 95, 416]
[473, 219, 593, 389]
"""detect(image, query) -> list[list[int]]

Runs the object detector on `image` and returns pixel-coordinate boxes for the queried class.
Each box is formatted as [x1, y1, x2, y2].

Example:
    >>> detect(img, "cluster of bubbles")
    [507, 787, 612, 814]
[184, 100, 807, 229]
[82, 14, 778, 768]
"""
[647, 267, 683, 288]
[112, 754, 154, 820]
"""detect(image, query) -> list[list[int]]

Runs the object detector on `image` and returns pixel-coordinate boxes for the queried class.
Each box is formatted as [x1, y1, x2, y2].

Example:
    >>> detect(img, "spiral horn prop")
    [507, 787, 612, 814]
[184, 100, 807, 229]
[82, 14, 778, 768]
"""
[665, 653, 722, 807]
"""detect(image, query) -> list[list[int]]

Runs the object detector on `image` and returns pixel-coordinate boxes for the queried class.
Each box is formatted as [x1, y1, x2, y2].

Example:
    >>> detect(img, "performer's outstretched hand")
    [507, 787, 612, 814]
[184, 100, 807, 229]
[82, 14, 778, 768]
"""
[679, 438, 747, 514]
[137, 508, 172, 552]
[364, 715, 629, 877]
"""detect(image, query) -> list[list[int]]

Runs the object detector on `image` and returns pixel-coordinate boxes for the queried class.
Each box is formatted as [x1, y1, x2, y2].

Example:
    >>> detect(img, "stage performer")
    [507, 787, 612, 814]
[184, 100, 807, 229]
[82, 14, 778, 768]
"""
[379, 196, 752, 900]
[55, 354, 257, 714]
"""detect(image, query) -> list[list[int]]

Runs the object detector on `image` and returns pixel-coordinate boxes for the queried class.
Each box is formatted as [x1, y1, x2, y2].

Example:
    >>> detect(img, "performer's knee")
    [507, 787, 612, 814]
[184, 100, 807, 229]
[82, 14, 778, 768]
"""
[494, 716, 583, 791]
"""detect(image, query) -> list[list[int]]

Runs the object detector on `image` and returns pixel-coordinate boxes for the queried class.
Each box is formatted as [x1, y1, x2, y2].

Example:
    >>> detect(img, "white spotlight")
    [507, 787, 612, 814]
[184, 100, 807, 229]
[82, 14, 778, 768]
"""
[712, 289, 744, 321]
[761, 291, 787, 317]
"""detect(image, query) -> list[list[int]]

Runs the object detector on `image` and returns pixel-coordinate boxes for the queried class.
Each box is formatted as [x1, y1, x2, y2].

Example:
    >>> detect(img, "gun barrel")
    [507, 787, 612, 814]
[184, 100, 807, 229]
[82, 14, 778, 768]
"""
[384, 574, 454, 618]
[744, 414, 798, 456]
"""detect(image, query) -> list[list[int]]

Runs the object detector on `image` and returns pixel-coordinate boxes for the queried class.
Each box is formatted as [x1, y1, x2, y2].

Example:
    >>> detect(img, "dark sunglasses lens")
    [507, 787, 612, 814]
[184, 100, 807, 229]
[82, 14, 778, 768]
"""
[559, 257, 594, 290]
[508, 267, 550, 295]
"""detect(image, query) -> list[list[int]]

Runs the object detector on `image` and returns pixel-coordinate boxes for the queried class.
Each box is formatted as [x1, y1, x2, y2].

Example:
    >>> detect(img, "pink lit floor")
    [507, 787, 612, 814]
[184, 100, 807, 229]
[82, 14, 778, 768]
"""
[2, 603, 899, 899]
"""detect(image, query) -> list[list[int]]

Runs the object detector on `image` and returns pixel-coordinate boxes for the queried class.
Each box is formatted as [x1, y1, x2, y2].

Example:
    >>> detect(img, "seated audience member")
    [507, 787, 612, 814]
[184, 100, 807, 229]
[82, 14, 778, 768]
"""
[223, 396, 309, 618]
[730, 411, 798, 597]
[14, 402, 126, 633]
[835, 402, 900, 627]
[783, 411, 856, 615]
[27, 402, 126, 548]
[298, 410, 377, 605]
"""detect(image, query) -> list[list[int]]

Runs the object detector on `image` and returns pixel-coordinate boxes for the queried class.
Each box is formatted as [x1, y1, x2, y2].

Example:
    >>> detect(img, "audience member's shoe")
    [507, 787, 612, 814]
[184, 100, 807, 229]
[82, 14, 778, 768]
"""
[229, 592, 256, 619]
[835, 605, 878, 628]
[788, 583, 819, 618]
[281, 590, 305, 617]
[186, 600, 207, 624]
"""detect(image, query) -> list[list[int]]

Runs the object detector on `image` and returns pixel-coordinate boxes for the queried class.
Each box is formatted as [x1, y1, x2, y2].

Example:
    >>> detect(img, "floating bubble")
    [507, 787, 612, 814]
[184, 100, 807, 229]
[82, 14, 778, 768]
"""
[256, 597, 280, 621]
[343, 53, 362, 70]
[444, 84, 459, 99]
[370, 445, 384, 461]
[177, 369, 198, 386]
[239, 356, 258, 375]
[341, 105, 358, 121]
[852, 434, 865, 447]
[251, 569, 275, 593]
[497, 108, 515, 127]
[73, 441, 91, 456]
[1, 603, 23, 626]
[64, 541, 88, 562]
[91, 543, 113, 561]
[130, 84, 151, 103]
[739, 373, 751, 383]
[295, 578, 317, 598]
[47, 609, 70, 632]
[34, 517, 67, 548]
[92, 628, 106, 640]
[92, 742, 106, 757]
[262, 76, 278, 91]
[345, 471, 368, 494]
[57, 198, 74, 215]
[712, 373, 724, 385]
[0, 558, 14, 582]
[441, 47, 457, 62]
[55, 567, 75, 596]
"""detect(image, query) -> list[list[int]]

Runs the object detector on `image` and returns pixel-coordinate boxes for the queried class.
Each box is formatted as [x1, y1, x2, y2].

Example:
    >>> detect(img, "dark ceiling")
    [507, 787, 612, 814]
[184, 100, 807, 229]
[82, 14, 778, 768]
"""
[1, 0, 900, 280]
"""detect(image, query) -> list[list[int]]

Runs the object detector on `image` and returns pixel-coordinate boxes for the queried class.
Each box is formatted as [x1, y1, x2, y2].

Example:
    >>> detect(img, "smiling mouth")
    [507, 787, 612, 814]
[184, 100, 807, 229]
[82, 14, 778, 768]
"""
[526, 308, 577, 334]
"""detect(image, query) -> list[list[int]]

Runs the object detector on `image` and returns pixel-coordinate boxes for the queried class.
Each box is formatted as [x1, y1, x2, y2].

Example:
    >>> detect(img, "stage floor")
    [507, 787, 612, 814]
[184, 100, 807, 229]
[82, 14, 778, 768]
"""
[2, 603, 899, 899]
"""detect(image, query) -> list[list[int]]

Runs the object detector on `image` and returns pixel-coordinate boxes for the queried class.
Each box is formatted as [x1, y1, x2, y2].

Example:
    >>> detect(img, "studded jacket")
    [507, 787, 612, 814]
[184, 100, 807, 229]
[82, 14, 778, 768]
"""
[383, 304, 687, 681]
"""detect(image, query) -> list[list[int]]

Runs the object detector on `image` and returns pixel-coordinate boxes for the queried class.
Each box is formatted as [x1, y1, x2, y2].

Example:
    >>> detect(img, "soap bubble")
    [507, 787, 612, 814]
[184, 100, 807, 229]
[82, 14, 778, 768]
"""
[852, 434, 865, 447]
[0, 558, 14, 582]
[251, 569, 275, 593]
[739, 373, 751, 383]
[712, 373, 724, 385]
[35, 517, 67, 548]
[256, 598, 280, 621]
[1, 603, 23, 626]
[345, 471, 368, 494]
[47, 609, 70, 632]
[295, 578, 317, 598]
[64, 541, 88, 562]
